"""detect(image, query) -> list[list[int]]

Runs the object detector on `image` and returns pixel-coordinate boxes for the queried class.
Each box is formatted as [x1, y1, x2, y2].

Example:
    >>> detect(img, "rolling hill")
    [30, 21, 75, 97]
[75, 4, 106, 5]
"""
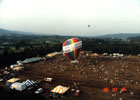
[95, 33, 140, 39]
[0, 28, 44, 36]
[1, 28, 140, 38]
[0, 28, 18, 36]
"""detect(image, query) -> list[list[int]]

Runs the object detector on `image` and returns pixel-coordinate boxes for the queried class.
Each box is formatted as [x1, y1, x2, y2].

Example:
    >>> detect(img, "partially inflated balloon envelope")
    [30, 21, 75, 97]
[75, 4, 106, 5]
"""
[63, 38, 82, 61]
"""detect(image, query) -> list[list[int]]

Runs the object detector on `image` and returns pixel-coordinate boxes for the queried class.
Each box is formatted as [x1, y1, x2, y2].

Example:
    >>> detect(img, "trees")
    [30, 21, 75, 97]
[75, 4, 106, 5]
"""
[82, 38, 140, 54]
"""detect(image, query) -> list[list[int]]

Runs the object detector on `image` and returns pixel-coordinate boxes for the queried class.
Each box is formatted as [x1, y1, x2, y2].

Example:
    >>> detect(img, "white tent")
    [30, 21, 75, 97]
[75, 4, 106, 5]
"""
[22, 80, 36, 87]
[51, 85, 70, 94]
[11, 82, 26, 91]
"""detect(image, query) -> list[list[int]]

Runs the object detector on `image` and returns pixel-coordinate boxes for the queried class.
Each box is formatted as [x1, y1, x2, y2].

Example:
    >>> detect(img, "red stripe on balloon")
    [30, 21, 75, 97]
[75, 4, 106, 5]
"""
[73, 38, 79, 43]
[63, 40, 68, 46]
[64, 53, 72, 60]
[74, 49, 78, 59]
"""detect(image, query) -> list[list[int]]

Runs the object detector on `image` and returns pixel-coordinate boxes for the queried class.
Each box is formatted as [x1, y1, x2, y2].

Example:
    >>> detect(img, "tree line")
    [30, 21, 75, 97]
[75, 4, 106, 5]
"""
[0, 37, 140, 67]
[82, 38, 140, 54]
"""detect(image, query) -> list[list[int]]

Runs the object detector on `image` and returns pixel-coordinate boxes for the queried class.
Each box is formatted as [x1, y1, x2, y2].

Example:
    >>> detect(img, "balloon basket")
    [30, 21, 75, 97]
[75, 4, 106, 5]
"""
[71, 60, 79, 64]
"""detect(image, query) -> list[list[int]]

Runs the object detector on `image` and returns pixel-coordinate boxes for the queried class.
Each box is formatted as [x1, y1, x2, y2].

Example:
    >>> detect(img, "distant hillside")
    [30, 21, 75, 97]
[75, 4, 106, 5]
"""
[0, 28, 49, 36]
[95, 33, 140, 39]
[0, 28, 19, 36]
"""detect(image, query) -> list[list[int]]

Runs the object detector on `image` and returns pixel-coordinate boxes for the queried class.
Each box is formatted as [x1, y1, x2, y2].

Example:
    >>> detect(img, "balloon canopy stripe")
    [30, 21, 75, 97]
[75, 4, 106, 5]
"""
[70, 52, 74, 60]
[64, 52, 74, 60]
[64, 53, 72, 60]
[66, 40, 69, 45]
[63, 40, 67, 46]
[75, 49, 79, 59]
[71, 39, 76, 59]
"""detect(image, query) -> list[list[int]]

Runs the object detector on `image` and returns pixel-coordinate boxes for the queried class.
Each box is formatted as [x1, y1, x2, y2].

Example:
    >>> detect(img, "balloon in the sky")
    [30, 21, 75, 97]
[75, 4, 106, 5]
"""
[63, 38, 82, 61]
[88, 24, 90, 28]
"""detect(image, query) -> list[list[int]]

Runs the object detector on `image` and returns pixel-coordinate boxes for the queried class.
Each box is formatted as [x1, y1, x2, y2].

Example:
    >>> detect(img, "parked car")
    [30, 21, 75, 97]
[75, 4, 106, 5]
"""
[74, 90, 80, 96]
[0, 78, 3, 82]
[35, 88, 44, 94]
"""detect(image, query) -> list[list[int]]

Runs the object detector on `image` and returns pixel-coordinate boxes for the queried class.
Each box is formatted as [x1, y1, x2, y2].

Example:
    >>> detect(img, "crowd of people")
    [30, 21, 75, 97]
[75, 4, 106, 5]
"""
[22, 51, 140, 100]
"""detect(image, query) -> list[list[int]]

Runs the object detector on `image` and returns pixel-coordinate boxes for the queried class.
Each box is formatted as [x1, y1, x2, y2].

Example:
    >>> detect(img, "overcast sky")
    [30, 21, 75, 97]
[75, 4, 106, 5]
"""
[0, 0, 140, 36]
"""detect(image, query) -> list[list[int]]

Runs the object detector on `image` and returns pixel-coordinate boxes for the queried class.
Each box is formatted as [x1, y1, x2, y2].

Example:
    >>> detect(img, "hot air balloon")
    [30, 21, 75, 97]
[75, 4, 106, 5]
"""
[63, 38, 82, 63]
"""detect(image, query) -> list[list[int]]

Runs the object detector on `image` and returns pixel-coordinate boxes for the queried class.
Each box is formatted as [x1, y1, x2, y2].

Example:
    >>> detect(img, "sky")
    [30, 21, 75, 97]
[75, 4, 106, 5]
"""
[0, 0, 140, 36]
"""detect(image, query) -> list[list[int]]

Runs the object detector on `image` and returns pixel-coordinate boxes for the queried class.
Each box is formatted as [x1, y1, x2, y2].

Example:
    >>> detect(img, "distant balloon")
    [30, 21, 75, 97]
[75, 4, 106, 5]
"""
[88, 24, 90, 28]
[63, 38, 82, 61]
